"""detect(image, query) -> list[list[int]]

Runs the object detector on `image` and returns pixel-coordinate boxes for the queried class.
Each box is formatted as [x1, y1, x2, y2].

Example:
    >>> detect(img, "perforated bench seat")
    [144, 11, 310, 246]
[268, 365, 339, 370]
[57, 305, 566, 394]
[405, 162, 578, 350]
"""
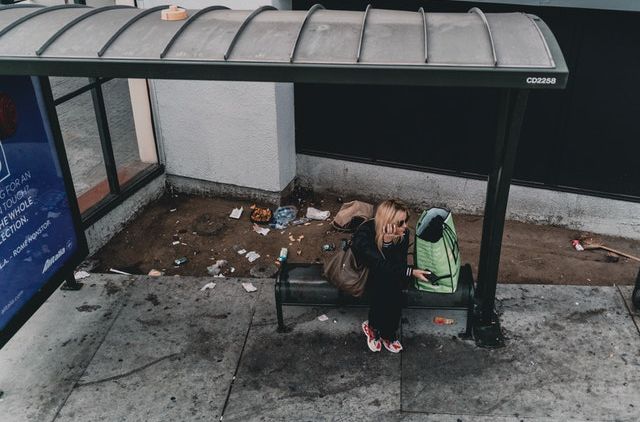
[275, 263, 475, 334]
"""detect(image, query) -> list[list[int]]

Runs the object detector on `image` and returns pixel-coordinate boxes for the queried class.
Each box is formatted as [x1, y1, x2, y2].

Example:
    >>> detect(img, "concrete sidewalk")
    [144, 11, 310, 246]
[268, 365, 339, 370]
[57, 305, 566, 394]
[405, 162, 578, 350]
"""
[0, 274, 638, 422]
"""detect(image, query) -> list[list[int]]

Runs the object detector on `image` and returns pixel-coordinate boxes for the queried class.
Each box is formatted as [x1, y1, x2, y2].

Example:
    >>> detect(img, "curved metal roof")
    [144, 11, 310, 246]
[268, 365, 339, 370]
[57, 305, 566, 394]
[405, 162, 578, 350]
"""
[0, 4, 567, 88]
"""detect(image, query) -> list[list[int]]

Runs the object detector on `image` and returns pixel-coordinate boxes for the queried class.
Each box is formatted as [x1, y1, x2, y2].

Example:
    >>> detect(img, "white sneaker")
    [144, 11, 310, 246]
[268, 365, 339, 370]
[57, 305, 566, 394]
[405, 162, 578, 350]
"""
[362, 321, 381, 352]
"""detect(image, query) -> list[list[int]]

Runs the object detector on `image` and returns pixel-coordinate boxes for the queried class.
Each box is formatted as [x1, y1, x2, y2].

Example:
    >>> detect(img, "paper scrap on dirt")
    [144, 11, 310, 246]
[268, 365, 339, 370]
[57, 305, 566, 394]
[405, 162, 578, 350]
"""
[253, 224, 270, 236]
[200, 282, 216, 291]
[246, 251, 260, 262]
[229, 207, 243, 219]
[306, 207, 330, 220]
[242, 282, 258, 293]
[317, 314, 329, 322]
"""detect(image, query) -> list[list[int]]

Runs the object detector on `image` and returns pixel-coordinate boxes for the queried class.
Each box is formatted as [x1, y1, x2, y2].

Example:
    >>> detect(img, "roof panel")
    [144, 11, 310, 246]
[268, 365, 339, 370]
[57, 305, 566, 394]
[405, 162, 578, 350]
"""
[164, 10, 251, 60]
[0, 7, 42, 32]
[102, 9, 184, 59]
[487, 13, 554, 68]
[294, 10, 362, 64]
[0, 5, 568, 89]
[359, 9, 424, 65]
[229, 10, 305, 63]
[0, 7, 88, 57]
[426, 13, 495, 66]
[43, 8, 137, 58]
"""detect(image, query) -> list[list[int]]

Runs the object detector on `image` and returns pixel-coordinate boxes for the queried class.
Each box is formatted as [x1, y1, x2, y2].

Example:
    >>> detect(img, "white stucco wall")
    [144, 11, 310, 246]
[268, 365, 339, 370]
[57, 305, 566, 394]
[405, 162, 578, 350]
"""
[146, 0, 295, 193]
[297, 154, 640, 240]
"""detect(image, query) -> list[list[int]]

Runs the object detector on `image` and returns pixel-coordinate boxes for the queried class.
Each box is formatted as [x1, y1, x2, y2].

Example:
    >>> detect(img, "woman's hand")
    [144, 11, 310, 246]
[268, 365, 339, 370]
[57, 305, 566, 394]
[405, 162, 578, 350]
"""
[383, 223, 401, 243]
[412, 268, 431, 282]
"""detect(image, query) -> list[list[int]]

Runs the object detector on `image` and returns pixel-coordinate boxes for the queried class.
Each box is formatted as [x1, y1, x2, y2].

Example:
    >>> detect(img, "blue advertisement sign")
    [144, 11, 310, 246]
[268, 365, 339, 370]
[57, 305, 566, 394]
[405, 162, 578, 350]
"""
[0, 76, 86, 338]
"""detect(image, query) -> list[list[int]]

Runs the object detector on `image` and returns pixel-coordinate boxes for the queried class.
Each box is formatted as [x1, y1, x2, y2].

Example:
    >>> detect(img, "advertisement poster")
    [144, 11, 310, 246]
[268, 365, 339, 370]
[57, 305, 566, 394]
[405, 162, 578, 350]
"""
[0, 76, 84, 337]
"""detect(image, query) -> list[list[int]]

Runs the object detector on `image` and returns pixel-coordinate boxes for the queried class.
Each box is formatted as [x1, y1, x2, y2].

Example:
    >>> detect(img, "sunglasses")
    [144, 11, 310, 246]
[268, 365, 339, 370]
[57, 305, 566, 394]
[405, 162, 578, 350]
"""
[395, 219, 408, 227]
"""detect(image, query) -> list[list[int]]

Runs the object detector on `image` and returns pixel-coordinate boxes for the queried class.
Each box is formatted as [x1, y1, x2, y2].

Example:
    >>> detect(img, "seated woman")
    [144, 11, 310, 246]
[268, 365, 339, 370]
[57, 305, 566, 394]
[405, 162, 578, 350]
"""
[352, 199, 430, 353]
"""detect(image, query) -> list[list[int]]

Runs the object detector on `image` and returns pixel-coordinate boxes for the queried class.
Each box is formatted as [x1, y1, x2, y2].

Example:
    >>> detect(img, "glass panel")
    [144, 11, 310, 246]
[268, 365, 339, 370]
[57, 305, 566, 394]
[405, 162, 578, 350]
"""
[49, 76, 91, 100]
[101, 78, 155, 188]
[55, 89, 109, 214]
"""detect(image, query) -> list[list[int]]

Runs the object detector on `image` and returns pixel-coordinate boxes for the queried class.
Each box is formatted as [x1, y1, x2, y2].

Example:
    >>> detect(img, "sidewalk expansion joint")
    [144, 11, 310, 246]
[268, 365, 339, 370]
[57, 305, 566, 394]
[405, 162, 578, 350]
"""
[51, 290, 130, 422]
[218, 288, 259, 420]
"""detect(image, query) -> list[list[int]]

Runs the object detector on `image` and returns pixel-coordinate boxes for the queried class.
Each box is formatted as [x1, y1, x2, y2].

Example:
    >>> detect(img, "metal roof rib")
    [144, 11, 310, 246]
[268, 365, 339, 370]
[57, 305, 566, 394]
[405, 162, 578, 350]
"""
[469, 7, 497, 66]
[289, 3, 324, 63]
[355, 4, 371, 63]
[0, 4, 88, 40]
[97, 5, 169, 57]
[419, 7, 428, 63]
[160, 5, 229, 59]
[0, 4, 44, 11]
[223, 5, 277, 61]
[36, 5, 134, 56]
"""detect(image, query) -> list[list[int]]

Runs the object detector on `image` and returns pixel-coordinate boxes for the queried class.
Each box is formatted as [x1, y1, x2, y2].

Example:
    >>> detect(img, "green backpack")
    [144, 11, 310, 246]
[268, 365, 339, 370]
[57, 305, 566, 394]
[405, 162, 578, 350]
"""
[414, 208, 460, 293]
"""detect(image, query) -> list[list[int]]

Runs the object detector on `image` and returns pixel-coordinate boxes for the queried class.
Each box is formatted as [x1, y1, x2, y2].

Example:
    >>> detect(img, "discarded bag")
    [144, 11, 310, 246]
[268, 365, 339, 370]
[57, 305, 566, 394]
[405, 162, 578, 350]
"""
[331, 200, 374, 232]
[322, 245, 369, 297]
[414, 208, 460, 294]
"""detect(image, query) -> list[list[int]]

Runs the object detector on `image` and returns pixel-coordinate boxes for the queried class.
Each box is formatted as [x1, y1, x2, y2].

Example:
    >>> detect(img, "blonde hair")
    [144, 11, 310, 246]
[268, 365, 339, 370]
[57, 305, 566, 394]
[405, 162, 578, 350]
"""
[374, 199, 410, 253]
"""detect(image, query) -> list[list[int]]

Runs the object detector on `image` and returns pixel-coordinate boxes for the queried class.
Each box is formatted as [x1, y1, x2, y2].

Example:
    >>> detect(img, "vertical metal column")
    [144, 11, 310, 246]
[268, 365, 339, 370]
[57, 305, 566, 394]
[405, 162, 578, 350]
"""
[473, 88, 529, 348]
[90, 78, 121, 196]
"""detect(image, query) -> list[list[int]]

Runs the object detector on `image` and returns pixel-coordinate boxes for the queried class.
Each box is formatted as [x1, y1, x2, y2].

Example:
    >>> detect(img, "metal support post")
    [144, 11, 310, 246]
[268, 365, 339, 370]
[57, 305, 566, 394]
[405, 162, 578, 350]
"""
[90, 78, 120, 196]
[473, 88, 529, 348]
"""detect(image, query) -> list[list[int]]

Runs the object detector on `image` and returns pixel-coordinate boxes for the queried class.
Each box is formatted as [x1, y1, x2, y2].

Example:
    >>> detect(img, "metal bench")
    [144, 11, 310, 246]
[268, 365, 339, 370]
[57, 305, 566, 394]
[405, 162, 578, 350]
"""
[275, 262, 475, 335]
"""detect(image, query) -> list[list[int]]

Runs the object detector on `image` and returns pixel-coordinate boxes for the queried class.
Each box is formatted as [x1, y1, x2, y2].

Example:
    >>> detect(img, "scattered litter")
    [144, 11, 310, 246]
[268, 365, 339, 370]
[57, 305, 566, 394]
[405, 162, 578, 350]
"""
[571, 239, 584, 251]
[230, 267, 235, 273]
[229, 207, 243, 219]
[288, 235, 295, 242]
[242, 282, 258, 293]
[207, 259, 228, 276]
[317, 223, 324, 226]
[433, 316, 455, 325]
[292, 217, 310, 226]
[174, 257, 188, 266]
[333, 319, 337, 324]
[306, 207, 330, 221]
[172, 241, 180, 245]
[253, 224, 270, 236]
[318, 314, 329, 322]
[297, 235, 304, 241]
[303, 222, 311, 226]
[109, 268, 131, 276]
[250, 263, 279, 278]
[237, 249, 247, 255]
[170, 208, 177, 212]
[74, 271, 91, 280]
[250, 207, 272, 224]
[180, 242, 187, 246]
[272, 206, 298, 228]
[322, 243, 336, 252]
[289, 243, 293, 246]
[200, 282, 216, 291]
[277, 247, 288, 265]
[296, 250, 302, 256]
[148, 269, 164, 277]
[246, 251, 261, 262]
[214, 274, 225, 278]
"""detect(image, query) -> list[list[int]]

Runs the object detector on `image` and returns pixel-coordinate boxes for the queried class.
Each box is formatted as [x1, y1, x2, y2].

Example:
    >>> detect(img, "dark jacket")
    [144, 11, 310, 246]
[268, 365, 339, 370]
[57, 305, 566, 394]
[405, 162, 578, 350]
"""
[352, 220, 412, 285]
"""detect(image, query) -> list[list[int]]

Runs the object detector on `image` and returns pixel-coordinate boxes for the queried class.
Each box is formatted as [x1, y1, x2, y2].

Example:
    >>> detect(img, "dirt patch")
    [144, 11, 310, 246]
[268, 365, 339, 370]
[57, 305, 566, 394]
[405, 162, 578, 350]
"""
[93, 193, 640, 286]
[76, 305, 102, 312]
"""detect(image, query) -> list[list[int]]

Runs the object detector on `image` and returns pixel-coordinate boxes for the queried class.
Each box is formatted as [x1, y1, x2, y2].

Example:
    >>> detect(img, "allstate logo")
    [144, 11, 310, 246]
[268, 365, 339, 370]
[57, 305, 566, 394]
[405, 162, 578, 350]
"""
[0, 140, 9, 183]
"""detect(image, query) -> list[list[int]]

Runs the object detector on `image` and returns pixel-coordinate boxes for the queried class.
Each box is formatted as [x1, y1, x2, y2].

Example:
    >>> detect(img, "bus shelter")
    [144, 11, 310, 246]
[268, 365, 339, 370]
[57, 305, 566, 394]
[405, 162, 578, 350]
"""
[0, 4, 568, 348]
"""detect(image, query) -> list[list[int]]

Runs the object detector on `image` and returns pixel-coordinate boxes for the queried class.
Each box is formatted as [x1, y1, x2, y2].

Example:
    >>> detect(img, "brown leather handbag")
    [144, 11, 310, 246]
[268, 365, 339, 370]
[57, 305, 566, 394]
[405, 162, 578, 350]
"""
[322, 246, 369, 297]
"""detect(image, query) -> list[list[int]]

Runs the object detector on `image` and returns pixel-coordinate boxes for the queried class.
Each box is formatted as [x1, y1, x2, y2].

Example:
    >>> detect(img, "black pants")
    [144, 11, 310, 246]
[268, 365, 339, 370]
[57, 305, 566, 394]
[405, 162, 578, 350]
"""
[368, 276, 403, 340]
